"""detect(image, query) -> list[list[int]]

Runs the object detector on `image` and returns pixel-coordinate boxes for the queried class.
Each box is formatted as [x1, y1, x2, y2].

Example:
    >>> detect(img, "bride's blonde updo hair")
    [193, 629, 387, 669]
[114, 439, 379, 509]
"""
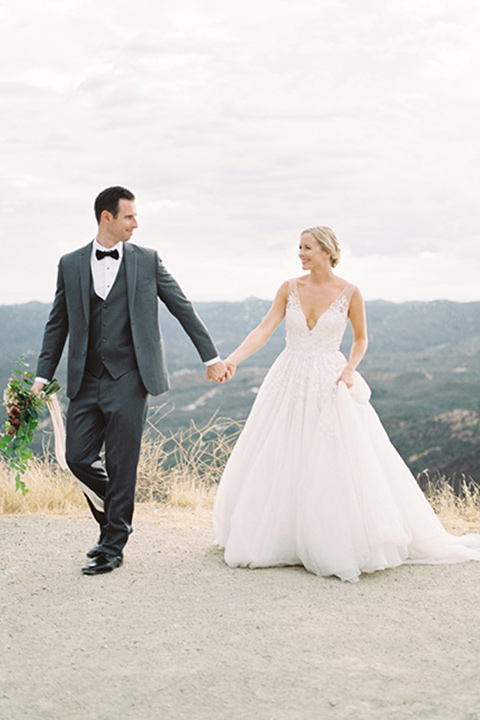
[301, 226, 341, 267]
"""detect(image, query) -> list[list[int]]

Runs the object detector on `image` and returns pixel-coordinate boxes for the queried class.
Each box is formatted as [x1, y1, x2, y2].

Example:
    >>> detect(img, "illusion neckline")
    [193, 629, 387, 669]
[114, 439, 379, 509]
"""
[293, 279, 351, 332]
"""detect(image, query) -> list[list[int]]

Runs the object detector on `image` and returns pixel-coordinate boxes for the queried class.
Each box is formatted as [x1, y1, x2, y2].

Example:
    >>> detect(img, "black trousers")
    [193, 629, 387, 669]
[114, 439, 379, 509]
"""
[66, 368, 149, 557]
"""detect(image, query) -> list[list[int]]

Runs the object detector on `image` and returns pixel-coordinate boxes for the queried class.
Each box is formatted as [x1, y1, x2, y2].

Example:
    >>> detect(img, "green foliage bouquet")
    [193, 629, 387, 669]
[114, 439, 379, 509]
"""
[1, 358, 61, 494]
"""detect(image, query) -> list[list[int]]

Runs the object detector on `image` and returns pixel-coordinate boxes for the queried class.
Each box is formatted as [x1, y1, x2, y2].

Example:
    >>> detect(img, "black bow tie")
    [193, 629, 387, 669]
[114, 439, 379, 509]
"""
[96, 248, 119, 261]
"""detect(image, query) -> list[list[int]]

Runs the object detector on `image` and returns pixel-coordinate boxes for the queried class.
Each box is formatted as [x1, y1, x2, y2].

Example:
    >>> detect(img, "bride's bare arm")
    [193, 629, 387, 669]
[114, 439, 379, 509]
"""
[225, 281, 289, 376]
[337, 287, 368, 387]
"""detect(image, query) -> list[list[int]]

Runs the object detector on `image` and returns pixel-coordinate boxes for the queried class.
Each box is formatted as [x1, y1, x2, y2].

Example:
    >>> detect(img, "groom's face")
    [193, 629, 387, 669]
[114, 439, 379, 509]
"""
[108, 199, 138, 243]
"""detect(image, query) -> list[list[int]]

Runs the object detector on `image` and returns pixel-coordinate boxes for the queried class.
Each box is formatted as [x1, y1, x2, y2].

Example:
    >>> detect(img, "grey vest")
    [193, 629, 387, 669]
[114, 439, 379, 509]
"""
[85, 260, 138, 379]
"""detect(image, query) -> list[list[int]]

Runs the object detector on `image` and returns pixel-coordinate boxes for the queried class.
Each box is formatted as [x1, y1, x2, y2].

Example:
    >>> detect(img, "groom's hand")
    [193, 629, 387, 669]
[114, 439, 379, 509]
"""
[31, 381, 46, 397]
[206, 359, 228, 383]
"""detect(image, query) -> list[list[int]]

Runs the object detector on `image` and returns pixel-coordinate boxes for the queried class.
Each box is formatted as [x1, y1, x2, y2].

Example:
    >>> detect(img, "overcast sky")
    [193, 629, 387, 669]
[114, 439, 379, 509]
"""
[1, 0, 479, 306]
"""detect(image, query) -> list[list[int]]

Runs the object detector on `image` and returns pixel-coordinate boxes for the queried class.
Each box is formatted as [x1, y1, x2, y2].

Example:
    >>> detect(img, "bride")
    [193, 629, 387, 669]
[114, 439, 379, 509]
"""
[213, 226, 480, 582]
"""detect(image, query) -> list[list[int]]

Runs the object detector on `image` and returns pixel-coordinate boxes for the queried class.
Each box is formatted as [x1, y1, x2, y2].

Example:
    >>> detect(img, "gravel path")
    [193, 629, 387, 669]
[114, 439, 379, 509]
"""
[1, 507, 480, 720]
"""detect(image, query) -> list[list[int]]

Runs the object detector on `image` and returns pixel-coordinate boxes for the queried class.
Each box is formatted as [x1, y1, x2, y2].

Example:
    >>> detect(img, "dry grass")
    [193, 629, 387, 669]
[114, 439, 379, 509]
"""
[0, 417, 242, 516]
[1, 418, 480, 536]
[135, 416, 242, 509]
[0, 456, 85, 515]
[423, 475, 480, 534]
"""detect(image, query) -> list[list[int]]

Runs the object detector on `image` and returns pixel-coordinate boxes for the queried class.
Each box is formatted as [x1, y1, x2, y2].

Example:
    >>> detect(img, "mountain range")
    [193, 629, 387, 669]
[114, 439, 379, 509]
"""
[1, 298, 479, 484]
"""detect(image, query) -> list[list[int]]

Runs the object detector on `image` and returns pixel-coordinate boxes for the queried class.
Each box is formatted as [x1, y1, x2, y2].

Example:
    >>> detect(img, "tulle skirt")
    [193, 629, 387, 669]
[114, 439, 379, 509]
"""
[213, 350, 480, 582]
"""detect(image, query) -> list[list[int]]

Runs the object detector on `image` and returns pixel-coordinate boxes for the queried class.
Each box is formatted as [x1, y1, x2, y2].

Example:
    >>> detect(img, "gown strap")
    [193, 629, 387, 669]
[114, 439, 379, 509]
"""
[290, 278, 356, 308]
[288, 277, 299, 299]
[341, 283, 357, 311]
[288, 278, 357, 308]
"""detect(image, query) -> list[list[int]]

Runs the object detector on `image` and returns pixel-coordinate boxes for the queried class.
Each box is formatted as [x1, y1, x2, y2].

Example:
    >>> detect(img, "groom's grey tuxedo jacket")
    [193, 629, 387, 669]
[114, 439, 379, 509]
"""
[36, 241, 218, 399]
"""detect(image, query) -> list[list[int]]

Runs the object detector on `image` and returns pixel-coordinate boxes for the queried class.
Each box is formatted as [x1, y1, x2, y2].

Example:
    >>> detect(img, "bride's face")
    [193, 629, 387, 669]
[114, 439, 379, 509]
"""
[298, 233, 330, 270]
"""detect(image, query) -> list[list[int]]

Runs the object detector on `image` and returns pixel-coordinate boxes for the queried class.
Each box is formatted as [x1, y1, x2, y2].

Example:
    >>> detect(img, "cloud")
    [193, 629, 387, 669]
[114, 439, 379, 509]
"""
[341, 248, 480, 303]
[1, 0, 479, 305]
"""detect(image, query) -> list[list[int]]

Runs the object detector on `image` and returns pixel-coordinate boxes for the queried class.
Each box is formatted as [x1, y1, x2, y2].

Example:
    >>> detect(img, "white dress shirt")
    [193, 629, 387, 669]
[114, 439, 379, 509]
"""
[91, 238, 123, 299]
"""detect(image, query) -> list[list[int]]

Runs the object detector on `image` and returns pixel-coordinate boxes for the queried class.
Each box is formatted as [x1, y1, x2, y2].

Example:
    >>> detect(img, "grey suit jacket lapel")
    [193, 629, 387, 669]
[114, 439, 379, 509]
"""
[79, 242, 92, 322]
[124, 243, 137, 316]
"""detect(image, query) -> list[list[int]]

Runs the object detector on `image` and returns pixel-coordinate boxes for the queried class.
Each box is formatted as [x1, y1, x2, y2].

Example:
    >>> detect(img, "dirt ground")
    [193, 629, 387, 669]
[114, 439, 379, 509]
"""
[1, 506, 480, 720]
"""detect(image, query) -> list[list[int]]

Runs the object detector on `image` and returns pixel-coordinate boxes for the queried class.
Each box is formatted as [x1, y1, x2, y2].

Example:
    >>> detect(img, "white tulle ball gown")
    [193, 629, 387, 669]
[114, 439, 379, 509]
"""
[213, 280, 480, 582]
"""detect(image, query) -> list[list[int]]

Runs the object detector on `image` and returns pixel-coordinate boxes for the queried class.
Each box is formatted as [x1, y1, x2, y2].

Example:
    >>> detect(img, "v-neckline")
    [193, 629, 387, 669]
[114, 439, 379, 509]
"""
[294, 279, 350, 332]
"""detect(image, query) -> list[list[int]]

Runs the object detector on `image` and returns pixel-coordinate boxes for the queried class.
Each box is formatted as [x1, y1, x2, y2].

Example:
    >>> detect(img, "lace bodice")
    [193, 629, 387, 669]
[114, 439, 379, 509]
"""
[285, 279, 354, 355]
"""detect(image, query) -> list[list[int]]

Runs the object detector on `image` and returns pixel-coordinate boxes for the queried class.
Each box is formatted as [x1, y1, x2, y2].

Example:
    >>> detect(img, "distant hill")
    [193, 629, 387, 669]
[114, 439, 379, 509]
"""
[4, 297, 478, 372]
[1, 298, 479, 483]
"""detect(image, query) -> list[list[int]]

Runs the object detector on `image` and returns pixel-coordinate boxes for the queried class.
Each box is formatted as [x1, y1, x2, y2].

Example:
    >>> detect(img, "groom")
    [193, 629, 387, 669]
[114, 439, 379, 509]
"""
[32, 186, 227, 575]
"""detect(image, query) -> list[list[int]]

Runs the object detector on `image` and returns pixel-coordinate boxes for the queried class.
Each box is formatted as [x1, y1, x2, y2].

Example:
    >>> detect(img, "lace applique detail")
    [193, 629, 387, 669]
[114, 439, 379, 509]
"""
[253, 283, 354, 415]
[285, 283, 351, 355]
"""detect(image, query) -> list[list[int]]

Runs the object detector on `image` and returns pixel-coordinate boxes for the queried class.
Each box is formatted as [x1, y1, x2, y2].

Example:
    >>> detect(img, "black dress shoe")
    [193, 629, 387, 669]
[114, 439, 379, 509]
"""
[87, 529, 107, 558]
[82, 554, 123, 575]
[86, 543, 103, 558]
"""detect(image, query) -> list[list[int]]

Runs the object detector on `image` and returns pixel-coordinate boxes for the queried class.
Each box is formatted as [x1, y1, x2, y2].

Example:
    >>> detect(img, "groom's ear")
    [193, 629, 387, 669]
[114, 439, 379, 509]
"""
[100, 209, 113, 225]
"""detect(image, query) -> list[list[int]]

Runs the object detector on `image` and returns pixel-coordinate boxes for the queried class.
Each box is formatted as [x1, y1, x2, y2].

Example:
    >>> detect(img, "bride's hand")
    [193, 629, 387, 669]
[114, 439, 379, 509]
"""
[337, 366, 355, 388]
[225, 358, 237, 380]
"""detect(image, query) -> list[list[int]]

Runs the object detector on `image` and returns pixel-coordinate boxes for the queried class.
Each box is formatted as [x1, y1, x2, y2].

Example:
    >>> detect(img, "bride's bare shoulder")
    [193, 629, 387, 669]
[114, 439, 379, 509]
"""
[296, 274, 355, 292]
[331, 276, 362, 296]
[334, 275, 351, 288]
[272, 280, 291, 302]
[294, 274, 310, 287]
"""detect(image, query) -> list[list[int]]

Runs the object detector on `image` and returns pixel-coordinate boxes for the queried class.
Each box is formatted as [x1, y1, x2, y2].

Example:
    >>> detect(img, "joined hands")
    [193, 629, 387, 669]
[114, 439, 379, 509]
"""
[206, 358, 237, 383]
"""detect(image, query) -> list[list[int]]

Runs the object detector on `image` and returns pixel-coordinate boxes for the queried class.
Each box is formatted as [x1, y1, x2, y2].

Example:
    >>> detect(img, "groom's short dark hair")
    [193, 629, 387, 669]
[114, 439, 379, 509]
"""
[94, 186, 135, 223]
